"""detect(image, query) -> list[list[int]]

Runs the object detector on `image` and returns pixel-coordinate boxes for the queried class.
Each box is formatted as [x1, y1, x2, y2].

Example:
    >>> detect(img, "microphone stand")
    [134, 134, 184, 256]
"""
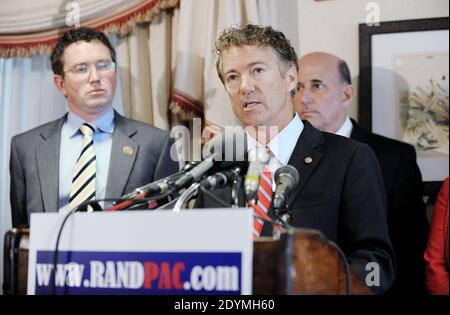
[230, 177, 242, 208]
[272, 206, 293, 239]
[155, 195, 180, 210]
[173, 182, 201, 213]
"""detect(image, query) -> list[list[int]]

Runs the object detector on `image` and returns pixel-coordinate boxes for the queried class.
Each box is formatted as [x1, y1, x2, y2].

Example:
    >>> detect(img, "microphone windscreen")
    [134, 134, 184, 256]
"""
[181, 161, 201, 172]
[274, 165, 300, 186]
[214, 160, 249, 174]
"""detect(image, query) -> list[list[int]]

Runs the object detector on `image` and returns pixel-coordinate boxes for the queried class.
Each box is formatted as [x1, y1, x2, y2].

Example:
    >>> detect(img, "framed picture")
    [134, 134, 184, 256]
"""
[358, 17, 449, 197]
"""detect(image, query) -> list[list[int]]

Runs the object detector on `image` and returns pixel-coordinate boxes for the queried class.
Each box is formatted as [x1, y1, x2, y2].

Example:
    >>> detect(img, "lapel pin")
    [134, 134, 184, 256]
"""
[123, 146, 134, 156]
[304, 156, 313, 164]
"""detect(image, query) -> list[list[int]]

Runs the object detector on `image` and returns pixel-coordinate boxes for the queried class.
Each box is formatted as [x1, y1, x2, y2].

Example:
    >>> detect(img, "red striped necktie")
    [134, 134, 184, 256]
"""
[252, 165, 273, 237]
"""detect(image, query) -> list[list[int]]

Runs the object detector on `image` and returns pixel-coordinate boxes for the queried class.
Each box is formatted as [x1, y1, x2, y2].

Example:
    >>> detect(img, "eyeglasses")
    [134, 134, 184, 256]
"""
[64, 60, 116, 76]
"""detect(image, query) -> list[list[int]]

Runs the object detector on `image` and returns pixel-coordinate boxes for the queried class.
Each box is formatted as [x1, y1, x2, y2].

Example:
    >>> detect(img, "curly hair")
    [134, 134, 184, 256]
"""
[50, 27, 116, 76]
[215, 24, 298, 83]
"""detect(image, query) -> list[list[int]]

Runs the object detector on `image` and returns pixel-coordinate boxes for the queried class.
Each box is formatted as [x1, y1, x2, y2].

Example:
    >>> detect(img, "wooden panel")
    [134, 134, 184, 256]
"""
[3, 228, 29, 295]
[253, 228, 372, 295]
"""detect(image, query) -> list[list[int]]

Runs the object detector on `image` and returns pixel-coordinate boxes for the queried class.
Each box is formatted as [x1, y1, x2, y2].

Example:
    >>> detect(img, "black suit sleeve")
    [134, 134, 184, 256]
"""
[9, 137, 28, 228]
[339, 143, 395, 294]
[388, 145, 428, 294]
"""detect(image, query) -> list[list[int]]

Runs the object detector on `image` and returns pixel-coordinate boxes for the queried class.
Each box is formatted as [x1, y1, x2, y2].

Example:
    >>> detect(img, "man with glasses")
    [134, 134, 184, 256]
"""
[10, 27, 179, 227]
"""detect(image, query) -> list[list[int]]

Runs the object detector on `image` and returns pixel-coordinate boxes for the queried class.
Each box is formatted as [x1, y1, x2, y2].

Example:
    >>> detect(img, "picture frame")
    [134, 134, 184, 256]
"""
[358, 17, 449, 199]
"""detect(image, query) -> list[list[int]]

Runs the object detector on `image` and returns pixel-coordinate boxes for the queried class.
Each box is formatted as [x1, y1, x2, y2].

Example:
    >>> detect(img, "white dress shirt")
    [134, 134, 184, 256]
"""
[335, 116, 353, 138]
[58, 108, 115, 212]
[246, 113, 304, 189]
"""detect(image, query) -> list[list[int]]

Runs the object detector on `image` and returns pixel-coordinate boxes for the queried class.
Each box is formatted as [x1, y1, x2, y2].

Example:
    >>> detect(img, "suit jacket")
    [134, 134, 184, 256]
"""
[350, 119, 429, 295]
[197, 121, 395, 294]
[10, 112, 179, 228]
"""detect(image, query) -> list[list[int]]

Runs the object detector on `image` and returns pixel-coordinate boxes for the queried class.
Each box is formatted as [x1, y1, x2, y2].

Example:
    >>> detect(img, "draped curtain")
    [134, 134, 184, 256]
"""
[116, 10, 178, 130]
[0, 0, 179, 57]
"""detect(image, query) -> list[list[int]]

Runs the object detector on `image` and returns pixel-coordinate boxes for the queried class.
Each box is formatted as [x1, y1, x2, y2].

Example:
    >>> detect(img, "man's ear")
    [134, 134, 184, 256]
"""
[341, 84, 354, 108]
[54, 74, 67, 97]
[286, 64, 298, 93]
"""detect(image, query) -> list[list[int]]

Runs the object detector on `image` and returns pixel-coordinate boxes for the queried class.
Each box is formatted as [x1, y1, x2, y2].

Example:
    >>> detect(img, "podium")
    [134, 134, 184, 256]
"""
[3, 228, 372, 295]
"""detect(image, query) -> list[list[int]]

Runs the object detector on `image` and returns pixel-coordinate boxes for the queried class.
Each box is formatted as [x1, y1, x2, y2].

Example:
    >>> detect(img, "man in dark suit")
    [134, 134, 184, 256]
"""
[197, 24, 395, 294]
[10, 27, 179, 228]
[294, 51, 429, 295]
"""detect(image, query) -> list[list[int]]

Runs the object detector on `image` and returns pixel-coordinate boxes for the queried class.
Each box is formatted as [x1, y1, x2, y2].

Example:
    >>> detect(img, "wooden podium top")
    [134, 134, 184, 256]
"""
[253, 229, 373, 295]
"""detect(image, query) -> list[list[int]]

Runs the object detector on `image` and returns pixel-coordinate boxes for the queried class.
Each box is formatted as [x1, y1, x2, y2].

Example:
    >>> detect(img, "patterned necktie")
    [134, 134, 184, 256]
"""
[69, 123, 96, 212]
[252, 165, 273, 237]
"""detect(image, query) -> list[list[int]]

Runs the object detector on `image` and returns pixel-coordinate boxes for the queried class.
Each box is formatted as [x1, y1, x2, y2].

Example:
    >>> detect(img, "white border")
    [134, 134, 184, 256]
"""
[372, 30, 449, 181]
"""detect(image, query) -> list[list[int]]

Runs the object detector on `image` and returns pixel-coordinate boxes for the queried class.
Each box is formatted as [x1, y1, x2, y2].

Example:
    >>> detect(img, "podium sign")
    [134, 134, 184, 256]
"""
[27, 209, 253, 295]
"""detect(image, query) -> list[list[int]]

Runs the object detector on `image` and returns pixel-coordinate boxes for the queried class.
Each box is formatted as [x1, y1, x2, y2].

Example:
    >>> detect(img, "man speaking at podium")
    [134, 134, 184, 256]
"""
[9, 27, 179, 228]
[196, 24, 395, 294]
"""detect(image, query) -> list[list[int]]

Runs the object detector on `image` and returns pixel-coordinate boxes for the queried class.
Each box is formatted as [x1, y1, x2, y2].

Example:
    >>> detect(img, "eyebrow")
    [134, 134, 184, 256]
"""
[223, 61, 267, 76]
[69, 59, 111, 67]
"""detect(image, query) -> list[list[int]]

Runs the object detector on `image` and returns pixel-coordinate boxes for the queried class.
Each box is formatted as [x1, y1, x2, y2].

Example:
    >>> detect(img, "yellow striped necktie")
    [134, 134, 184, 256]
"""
[69, 123, 96, 212]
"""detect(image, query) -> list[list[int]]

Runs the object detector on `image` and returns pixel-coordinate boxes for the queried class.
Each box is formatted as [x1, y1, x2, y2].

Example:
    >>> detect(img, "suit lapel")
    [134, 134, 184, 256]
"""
[106, 113, 139, 198]
[36, 116, 65, 212]
[286, 121, 324, 205]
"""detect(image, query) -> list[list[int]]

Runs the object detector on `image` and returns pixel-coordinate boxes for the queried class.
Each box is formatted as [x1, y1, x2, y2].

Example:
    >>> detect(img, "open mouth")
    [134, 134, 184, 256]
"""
[243, 101, 261, 109]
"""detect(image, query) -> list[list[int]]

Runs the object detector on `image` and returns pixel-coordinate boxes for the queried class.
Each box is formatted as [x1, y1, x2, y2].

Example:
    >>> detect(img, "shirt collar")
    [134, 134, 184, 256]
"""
[335, 116, 353, 138]
[66, 108, 115, 137]
[246, 113, 304, 166]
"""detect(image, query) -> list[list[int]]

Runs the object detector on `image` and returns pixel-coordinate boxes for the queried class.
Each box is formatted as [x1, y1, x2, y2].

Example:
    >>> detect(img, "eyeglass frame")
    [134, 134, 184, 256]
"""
[62, 59, 116, 77]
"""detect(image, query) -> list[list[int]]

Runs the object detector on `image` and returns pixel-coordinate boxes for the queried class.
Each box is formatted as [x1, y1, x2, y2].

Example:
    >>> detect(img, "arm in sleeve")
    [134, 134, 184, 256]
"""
[153, 133, 180, 181]
[390, 144, 429, 293]
[9, 137, 28, 228]
[339, 143, 395, 294]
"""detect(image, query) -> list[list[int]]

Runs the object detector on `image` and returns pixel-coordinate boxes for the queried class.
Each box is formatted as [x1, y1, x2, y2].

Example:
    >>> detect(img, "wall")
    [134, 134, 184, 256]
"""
[276, 0, 300, 53]
[297, 0, 449, 119]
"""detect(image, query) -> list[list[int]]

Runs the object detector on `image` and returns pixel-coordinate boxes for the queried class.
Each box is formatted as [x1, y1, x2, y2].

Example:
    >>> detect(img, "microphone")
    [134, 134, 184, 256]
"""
[174, 129, 247, 190]
[120, 161, 199, 200]
[272, 165, 300, 210]
[106, 162, 200, 211]
[173, 154, 217, 190]
[180, 161, 202, 172]
[244, 147, 270, 201]
[200, 164, 244, 190]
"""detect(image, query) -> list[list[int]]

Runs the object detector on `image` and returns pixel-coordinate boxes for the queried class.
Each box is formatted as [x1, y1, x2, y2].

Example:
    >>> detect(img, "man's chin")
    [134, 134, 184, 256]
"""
[241, 118, 264, 128]
[85, 101, 112, 111]
[301, 113, 320, 123]
[300, 111, 317, 118]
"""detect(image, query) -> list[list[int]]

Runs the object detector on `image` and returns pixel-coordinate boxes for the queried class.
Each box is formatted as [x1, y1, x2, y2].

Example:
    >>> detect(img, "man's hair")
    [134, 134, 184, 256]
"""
[215, 24, 299, 83]
[338, 59, 352, 85]
[50, 27, 116, 76]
